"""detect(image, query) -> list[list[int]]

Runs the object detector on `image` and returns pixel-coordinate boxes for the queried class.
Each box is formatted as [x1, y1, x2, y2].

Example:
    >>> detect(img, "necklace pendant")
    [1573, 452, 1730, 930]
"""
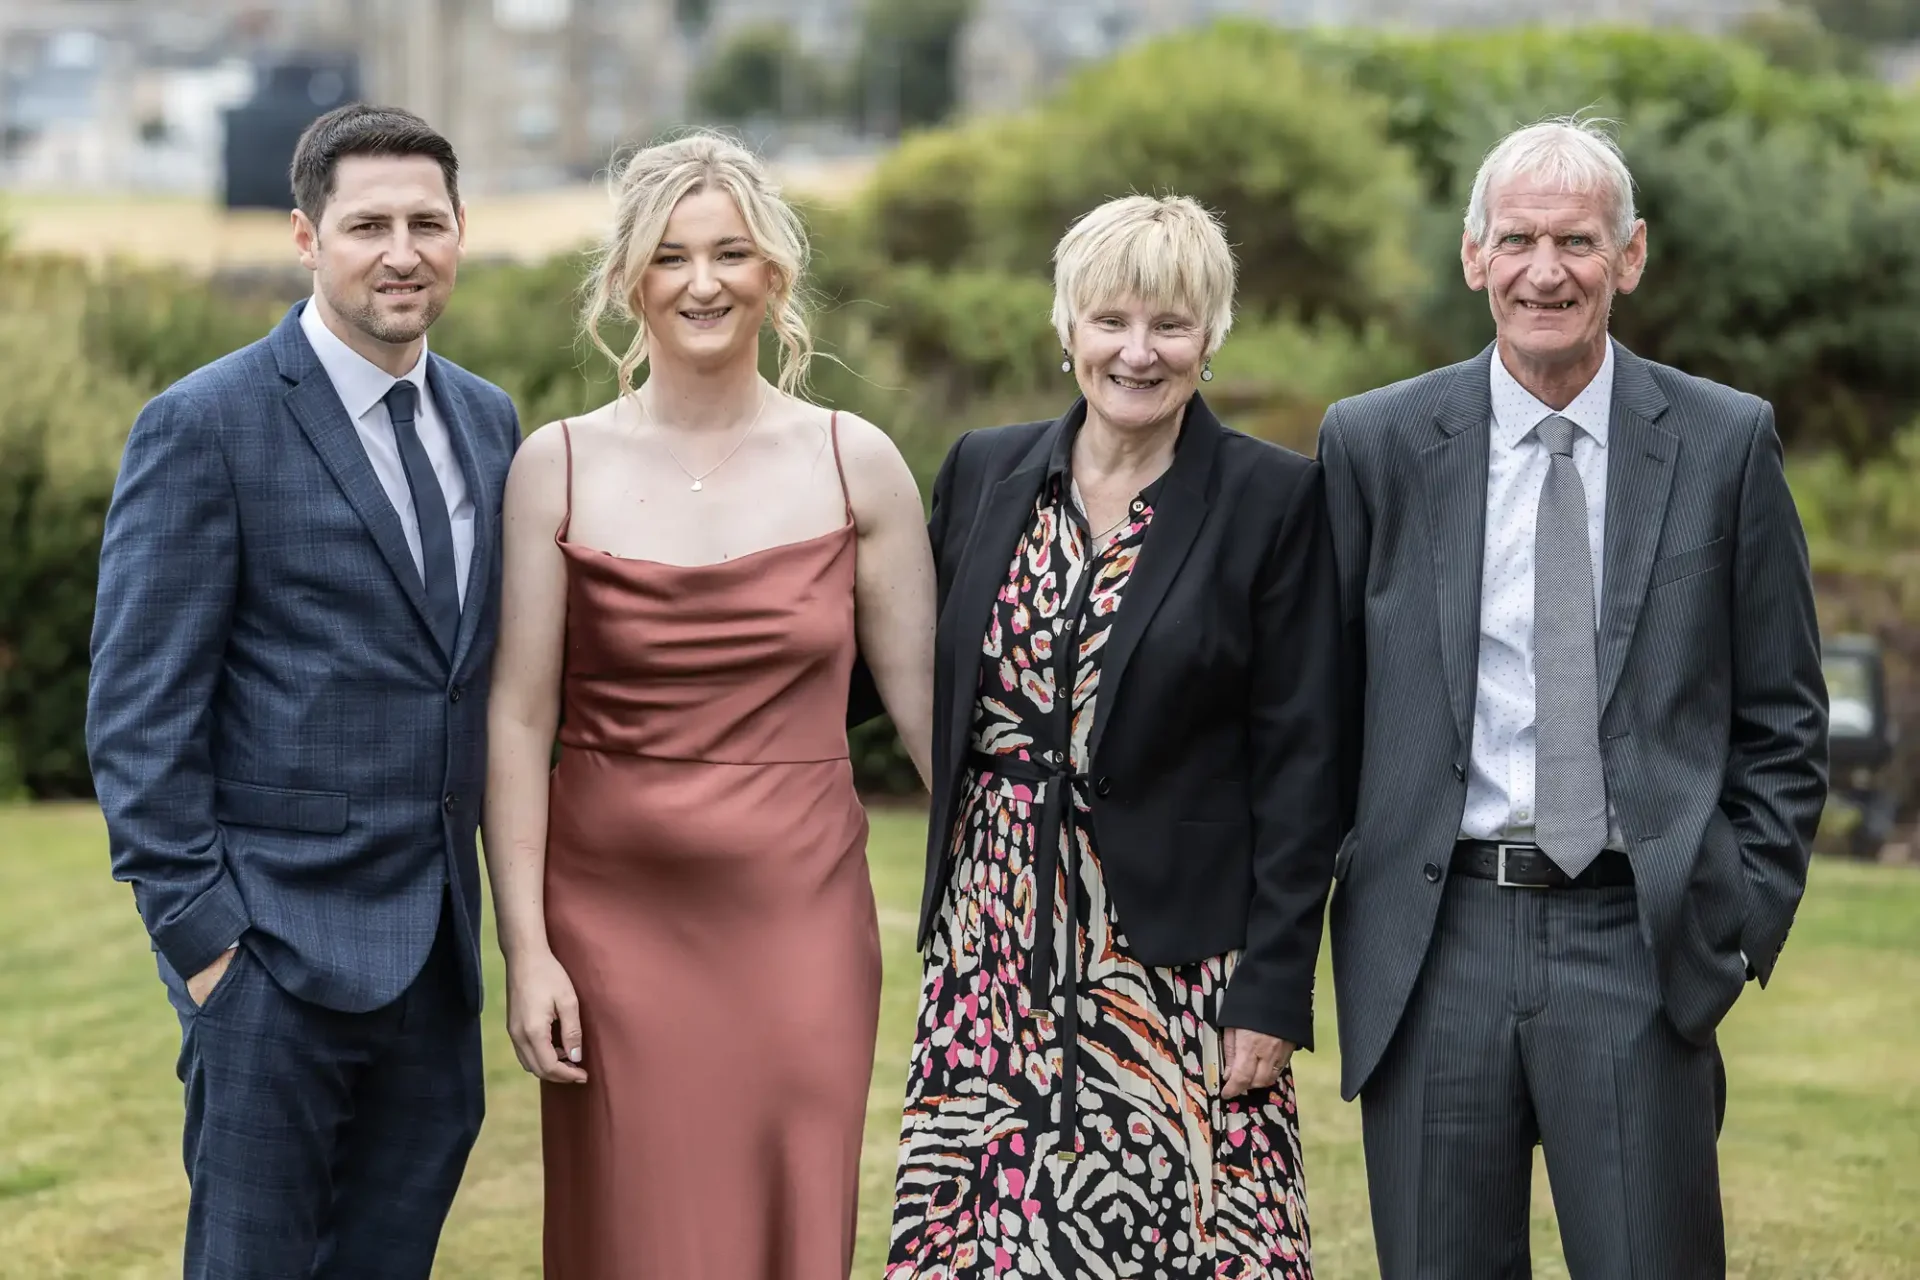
[690, 479, 703, 492]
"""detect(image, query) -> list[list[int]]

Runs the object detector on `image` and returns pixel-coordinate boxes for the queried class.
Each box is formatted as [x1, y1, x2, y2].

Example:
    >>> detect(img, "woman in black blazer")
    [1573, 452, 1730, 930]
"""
[884, 195, 1342, 1278]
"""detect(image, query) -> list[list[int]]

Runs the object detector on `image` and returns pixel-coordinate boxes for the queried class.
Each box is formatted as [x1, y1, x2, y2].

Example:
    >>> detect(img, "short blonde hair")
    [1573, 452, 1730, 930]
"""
[1051, 194, 1236, 357]
[582, 130, 814, 396]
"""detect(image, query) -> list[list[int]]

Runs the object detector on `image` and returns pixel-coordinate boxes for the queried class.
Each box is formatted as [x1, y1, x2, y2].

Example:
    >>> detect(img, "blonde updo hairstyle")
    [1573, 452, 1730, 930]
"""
[582, 130, 814, 396]
[1051, 194, 1236, 358]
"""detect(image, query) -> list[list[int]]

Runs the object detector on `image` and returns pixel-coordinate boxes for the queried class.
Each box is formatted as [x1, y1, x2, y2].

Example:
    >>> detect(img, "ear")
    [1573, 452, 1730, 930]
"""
[1460, 230, 1487, 293]
[292, 208, 320, 272]
[1614, 219, 1648, 296]
[455, 202, 469, 257]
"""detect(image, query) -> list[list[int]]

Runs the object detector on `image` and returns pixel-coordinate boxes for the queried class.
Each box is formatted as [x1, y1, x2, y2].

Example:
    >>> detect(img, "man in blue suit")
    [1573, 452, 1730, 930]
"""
[86, 104, 519, 1279]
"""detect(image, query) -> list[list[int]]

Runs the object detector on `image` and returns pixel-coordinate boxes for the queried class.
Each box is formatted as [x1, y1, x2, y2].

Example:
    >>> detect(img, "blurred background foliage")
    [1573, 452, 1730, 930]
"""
[5, 20, 1920, 799]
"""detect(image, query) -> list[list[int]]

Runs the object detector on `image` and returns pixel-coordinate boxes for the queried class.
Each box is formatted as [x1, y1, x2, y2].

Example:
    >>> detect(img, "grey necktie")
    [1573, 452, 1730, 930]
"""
[384, 381, 461, 655]
[1532, 415, 1608, 877]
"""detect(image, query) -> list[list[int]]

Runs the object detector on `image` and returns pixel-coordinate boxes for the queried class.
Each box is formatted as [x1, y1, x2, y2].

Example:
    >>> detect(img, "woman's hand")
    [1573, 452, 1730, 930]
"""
[1220, 1027, 1296, 1099]
[506, 949, 588, 1084]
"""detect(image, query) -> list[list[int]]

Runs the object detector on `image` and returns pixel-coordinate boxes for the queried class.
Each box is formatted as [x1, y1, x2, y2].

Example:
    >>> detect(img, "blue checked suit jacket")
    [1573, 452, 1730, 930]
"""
[87, 301, 520, 1014]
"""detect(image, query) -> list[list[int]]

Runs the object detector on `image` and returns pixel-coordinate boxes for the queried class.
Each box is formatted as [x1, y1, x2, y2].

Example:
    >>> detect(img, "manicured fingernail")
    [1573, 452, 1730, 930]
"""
[569, 1047, 582, 1063]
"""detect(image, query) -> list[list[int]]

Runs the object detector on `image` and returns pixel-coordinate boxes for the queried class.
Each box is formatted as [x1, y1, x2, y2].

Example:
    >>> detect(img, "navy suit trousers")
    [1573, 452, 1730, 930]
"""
[171, 899, 483, 1280]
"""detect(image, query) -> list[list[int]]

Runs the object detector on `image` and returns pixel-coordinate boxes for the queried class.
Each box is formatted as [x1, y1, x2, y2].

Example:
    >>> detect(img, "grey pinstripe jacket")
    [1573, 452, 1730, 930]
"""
[1318, 341, 1828, 1100]
[87, 302, 520, 1015]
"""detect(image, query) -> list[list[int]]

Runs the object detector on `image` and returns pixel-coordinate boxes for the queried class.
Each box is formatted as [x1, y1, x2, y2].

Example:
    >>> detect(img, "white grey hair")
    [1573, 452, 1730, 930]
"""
[1464, 117, 1638, 248]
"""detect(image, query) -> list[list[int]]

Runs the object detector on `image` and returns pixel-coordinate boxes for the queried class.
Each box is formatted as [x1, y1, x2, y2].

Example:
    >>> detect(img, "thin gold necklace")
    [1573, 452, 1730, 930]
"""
[639, 382, 769, 492]
[1071, 477, 1131, 543]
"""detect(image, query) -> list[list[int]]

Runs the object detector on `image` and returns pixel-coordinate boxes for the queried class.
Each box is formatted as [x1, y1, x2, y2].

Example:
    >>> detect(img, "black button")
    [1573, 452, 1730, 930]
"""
[443, 792, 457, 813]
[1095, 777, 1111, 797]
[1452, 762, 1466, 781]
[1423, 862, 1442, 883]
[449, 685, 463, 703]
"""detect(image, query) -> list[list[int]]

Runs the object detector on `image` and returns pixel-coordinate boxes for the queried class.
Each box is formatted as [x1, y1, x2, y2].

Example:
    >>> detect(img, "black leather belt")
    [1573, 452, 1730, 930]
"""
[1451, 840, 1635, 889]
[967, 748, 1088, 1160]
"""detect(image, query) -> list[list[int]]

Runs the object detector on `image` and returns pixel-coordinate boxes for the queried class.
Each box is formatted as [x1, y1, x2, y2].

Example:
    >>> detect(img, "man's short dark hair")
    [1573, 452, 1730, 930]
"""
[289, 103, 460, 225]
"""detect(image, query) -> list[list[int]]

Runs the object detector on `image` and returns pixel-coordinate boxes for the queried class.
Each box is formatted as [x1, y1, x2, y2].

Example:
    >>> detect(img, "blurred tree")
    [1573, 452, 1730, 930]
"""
[1736, 8, 1874, 75]
[692, 24, 837, 122]
[1798, 0, 1920, 43]
[851, 0, 972, 135]
[675, 0, 713, 35]
[860, 20, 1425, 331]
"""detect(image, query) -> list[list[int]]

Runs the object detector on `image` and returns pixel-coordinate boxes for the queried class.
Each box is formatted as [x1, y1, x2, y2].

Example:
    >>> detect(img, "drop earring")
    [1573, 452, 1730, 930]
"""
[1060, 348, 1072, 374]
[1200, 359, 1213, 382]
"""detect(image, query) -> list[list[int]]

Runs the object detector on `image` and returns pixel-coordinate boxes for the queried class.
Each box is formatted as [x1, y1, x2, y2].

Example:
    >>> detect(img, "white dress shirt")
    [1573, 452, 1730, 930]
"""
[1460, 341, 1623, 848]
[299, 300, 474, 606]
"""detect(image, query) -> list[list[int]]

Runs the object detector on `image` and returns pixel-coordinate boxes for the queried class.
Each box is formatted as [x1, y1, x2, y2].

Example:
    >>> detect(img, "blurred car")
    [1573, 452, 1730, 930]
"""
[1822, 635, 1898, 859]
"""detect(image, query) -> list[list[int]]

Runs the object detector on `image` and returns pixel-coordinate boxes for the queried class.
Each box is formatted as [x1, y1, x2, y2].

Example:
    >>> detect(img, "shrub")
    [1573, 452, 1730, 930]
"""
[0, 255, 151, 798]
[864, 20, 1425, 330]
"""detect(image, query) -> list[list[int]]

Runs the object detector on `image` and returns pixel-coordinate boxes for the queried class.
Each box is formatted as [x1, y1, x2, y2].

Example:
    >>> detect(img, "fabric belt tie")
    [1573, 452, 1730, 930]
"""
[968, 748, 1090, 1161]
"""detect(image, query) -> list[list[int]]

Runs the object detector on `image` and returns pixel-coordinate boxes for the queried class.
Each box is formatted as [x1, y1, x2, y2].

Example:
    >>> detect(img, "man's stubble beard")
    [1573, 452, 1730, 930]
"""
[338, 288, 448, 347]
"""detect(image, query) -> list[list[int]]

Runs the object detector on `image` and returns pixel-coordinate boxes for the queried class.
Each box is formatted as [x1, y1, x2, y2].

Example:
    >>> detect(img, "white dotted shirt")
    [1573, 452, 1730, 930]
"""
[1459, 341, 1623, 847]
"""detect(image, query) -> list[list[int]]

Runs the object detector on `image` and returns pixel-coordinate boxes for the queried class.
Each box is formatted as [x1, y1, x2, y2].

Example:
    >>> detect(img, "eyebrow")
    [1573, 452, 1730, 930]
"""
[336, 207, 451, 223]
[1494, 224, 1601, 238]
[657, 235, 750, 250]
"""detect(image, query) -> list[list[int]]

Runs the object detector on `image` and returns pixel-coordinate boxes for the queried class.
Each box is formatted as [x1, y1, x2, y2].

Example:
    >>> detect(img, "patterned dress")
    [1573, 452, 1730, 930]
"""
[887, 471, 1312, 1280]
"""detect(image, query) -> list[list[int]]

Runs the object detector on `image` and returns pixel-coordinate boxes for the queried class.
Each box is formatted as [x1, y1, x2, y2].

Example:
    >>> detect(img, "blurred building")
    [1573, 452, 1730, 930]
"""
[1, 1, 290, 192]
[0, 0, 705, 196]
[351, 0, 696, 193]
[957, 0, 1778, 114]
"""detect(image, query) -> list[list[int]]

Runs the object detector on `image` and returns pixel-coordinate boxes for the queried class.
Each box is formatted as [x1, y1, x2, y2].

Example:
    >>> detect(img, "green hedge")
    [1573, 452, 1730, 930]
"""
[0, 257, 149, 798]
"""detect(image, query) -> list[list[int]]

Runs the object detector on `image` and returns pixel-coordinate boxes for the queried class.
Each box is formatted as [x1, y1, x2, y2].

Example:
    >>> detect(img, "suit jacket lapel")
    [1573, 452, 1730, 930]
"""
[430, 358, 492, 674]
[1597, 343, 1676, 713]
[1087, 393, 1223, 759]
[276, 310, 443, 654]
[939, 423, 1055, 783]
[1423, 349, 1495, 755]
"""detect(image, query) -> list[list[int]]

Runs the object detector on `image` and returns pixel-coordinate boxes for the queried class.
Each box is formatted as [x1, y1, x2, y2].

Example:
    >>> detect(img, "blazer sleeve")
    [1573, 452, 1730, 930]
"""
[1316, 403, 1369, 833]
[85, 390, 250, 981]
[1723, 402, 1828, 984]
[1217, 462, 1344, 1049]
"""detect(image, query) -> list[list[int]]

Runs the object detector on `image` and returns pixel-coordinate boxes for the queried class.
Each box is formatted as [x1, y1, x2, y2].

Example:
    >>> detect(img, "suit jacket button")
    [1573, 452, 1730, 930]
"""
[1423, 862, 1442, 883]
[1095, 777, 1111, 797]
[443, 792, 457, 813]
[1452, 763, 1466, 781]
[449, 685, 463, 703]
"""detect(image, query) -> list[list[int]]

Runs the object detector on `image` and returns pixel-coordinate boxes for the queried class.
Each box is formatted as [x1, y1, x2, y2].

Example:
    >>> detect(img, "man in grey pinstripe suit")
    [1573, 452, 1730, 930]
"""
[1318, 119, 1828, 1277]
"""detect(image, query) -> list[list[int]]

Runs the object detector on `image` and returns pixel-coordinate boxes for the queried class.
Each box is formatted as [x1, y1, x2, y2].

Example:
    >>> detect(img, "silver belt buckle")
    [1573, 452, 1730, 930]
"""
[1496, 843, 1546, 889]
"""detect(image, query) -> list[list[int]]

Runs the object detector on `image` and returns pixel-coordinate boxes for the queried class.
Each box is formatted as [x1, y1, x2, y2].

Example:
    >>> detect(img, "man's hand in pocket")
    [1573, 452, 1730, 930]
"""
[188, 948, 237, 1007]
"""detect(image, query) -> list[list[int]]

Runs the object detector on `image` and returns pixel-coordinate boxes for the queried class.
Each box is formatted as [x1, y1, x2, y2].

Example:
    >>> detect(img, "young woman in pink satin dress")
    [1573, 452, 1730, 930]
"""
[481, 131, 935, 1279]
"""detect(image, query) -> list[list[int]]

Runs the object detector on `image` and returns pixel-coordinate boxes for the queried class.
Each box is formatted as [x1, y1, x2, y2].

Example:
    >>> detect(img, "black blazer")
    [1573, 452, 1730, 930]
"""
[914, 394, 1343, 1048]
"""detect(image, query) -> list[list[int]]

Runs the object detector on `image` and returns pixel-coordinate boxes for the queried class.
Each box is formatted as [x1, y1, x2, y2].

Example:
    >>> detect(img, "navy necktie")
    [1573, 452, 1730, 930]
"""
[383, 381, 461, 655]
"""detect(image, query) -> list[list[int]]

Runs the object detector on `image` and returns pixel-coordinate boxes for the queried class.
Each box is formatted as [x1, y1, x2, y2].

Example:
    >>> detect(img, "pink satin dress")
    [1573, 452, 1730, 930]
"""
[540, 416, 880, 1279]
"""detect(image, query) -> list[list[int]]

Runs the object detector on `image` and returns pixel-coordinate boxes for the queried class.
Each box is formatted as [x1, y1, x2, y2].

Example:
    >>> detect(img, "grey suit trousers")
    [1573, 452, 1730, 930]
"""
[1360, 872, 1727, 1279]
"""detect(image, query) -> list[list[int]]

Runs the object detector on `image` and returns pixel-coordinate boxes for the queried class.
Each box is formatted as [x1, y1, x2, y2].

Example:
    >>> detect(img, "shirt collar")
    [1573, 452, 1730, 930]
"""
[1490, 338, 1614, 450]
[299, 297, 430, 423]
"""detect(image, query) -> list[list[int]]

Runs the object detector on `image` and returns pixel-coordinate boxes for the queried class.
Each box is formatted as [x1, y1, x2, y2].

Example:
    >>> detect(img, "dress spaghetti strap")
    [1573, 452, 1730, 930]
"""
[828, 411, 853, 524]
[556, 419, 574, 543]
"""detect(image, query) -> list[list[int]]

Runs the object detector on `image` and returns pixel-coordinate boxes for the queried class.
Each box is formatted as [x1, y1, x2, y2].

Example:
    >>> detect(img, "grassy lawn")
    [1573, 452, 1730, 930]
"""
[1, 802, 1915, 1277]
